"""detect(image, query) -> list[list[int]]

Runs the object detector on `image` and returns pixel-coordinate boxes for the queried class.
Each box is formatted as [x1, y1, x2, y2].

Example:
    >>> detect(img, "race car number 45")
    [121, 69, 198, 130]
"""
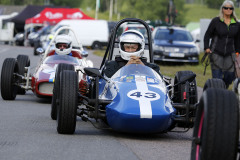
[127, 90, 160, 101]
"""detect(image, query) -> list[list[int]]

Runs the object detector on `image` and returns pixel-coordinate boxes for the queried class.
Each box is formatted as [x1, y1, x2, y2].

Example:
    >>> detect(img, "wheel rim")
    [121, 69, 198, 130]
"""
[94, 43, 99, 49]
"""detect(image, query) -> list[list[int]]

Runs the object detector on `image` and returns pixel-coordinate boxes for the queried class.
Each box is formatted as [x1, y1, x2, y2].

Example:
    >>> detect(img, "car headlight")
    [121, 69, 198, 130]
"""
[189, 47, 198, 53]
[153, 44, 164, 51]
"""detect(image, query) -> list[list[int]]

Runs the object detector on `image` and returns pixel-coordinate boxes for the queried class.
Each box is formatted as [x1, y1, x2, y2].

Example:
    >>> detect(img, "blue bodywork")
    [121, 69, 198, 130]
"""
[99, 64, 176, 133]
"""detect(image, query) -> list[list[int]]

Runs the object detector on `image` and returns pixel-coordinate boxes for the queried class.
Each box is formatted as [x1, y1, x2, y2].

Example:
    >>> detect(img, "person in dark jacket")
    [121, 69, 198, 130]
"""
[204, 0, 240, 88]
[103, 30, 160, 78]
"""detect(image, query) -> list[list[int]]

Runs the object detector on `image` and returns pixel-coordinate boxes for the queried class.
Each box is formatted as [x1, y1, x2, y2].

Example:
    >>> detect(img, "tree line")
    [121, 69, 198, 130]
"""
[1, 0, 238, 24]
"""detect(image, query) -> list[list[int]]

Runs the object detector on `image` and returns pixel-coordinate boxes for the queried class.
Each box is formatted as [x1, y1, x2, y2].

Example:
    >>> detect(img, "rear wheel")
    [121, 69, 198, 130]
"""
[57, 70, 78, 134]
[51, 63, 74, 120]
[17, 55, 30, 94]
[203, 78, 226, 91]
[1, 58, 19, 100]
[91, 41, 102, 50]
[191, 88, 238, 160]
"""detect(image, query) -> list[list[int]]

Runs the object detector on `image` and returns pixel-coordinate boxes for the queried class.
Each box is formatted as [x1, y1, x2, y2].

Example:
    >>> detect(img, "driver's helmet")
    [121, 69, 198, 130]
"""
[119, 30, 145, 60]
[55, 34, 72, 55]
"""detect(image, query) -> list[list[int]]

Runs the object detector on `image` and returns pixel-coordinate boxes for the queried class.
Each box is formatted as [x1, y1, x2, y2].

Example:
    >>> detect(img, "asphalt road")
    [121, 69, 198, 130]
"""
[0, 44, 196, 160]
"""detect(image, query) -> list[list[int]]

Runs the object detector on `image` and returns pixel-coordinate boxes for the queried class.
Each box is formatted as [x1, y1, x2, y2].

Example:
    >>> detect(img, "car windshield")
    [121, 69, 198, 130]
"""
[37, 25, 52, 34]
[43, 55, 79, 65]
[128, 27, 146, 36]
[155, 29, 193, 42]
[111, 64, 162, 81]
[51, 25, 69, 34]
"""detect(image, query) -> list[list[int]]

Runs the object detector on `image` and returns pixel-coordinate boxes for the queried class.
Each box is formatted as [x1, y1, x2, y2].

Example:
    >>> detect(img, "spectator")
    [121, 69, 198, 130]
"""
[204, 0, 240, 88]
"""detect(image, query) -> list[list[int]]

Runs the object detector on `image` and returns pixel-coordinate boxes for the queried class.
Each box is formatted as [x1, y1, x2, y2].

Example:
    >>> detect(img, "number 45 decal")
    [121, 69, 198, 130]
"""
[127, 90, 160, 101]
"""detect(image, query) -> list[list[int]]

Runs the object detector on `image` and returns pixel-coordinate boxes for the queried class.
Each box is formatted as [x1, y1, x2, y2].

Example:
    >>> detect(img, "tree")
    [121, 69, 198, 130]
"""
[1, 0, 186, 25]
[51, 0, 82, 8]
[118, 0, 185, 25]
[205, 0, 222, 9]
[0, 0, 45, 5]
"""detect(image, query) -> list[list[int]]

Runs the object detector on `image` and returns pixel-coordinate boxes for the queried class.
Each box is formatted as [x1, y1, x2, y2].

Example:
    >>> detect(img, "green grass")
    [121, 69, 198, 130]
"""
[82, 4, 240, 25]
[184, 4, 240, 24]
[184, 4, 219, 23]
[93, 49, 107, 56]
[81, 9, 120, 21]
[158, 54, 212, 88]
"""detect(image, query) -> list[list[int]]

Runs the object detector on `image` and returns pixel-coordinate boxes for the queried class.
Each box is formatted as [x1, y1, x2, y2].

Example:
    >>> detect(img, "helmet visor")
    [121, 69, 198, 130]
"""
[56, 43, 71, 49]
[121, 43, 140, 52]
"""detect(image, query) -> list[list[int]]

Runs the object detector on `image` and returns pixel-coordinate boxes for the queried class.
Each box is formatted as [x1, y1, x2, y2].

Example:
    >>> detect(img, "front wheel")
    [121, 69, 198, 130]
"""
[57, 70, 78, 134]
[17, 55, 30, 95]
[51, 63, 74, 120]
[191, 88, 238, 160]
[203, 78, 226, 91]
[1, 58, 19, 100]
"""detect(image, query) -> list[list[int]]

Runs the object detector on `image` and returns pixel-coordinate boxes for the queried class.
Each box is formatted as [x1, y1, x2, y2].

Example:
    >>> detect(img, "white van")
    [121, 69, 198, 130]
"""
[50, 19, 109, 49]
[0, 12, 18, 44]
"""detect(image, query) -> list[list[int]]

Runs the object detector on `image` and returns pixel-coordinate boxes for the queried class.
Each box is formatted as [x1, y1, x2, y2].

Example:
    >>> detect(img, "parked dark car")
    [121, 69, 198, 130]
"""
[152, 26, 199, 64]
[28, 25, 53, 48]
[14, 26, 42, 46]
[14, 32, 24, 46]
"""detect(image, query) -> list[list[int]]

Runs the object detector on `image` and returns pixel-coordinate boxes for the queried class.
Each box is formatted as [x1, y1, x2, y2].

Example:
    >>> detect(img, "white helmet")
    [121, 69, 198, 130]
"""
[55, 34, 72, 55]
[119, 30, 145, 60]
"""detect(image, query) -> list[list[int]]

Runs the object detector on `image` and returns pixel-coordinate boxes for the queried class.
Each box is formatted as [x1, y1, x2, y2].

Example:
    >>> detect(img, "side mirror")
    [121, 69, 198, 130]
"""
[36, 48, 45, 55]
[195, 39, 200, 43]
[81, 50, 88, 57]
[84, 68, 101, 77]
[174, 73, 196, 86]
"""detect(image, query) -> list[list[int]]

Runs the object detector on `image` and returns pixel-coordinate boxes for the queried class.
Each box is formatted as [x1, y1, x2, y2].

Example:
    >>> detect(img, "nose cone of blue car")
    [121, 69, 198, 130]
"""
[106, 91, 176, 133]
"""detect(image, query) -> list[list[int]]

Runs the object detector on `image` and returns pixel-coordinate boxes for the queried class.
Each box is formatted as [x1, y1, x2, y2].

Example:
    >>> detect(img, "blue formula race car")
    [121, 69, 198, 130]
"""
[53, 18, 198, 134]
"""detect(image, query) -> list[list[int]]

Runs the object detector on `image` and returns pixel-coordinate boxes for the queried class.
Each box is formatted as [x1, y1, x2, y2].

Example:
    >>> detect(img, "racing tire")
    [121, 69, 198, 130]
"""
[57, 70, 78, 134]
[16, 55, 30, 95]
[203, 78, 226, 91]
[191, 88, 238, 160]
[51, 63, 75, 120]
[1, 58, 19, 100]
